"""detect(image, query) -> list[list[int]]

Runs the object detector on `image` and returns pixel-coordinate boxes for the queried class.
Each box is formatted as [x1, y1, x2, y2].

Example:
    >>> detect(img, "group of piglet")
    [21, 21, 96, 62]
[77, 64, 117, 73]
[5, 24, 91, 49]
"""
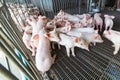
[8, 3, 40, 31]
[22, 10, 120, 75]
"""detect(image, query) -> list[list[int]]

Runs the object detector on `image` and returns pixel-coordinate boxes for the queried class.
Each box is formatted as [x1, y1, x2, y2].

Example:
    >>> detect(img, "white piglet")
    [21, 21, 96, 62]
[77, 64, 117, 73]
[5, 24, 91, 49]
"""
[82, 30, 103, 45]
[56, 10, 80, 23]
[94, 13, 103, 32]
[104, 15, 115, 31]
[32, 16, 48, 40]
[58, 33, 89, 56]
[35, 28, 56, 76]
[103, 30, 120, 55]
[22, 26, 34, 54]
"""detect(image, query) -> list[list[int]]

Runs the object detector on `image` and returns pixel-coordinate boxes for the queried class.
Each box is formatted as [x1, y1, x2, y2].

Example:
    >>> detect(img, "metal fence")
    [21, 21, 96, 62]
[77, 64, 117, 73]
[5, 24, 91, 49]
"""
[0, 0, 42, 79]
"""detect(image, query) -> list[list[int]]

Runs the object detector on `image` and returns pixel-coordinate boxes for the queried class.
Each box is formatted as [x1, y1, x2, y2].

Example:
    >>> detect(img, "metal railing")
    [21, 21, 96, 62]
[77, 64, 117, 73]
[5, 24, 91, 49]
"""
[0, 1, 42, 80]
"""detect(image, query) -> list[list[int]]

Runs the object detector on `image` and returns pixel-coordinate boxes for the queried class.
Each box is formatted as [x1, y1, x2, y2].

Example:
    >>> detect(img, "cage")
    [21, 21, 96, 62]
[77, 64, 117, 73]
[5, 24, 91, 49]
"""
[0, 0, 120, 80]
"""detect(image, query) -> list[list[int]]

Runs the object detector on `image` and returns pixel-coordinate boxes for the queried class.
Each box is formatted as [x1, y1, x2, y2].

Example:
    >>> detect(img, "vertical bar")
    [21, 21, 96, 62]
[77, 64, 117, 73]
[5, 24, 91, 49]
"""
[79, 0, 81, 14]
[1, 10, 41, 80]
[0, 42, 33, 80]
[5, 57, 11, 72]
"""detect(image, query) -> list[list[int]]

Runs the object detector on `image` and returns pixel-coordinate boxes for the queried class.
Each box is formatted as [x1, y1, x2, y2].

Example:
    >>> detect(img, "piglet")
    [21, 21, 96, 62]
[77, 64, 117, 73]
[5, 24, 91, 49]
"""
[58, 33, 89, 56]
[79, 14, 91, 27]
[31, 16, 48, 41]
[44, 28, 61, 49]
[56, 10, 80, 23]
[87, 17, 95, 28]
[94, 13, 103, 32]
[45, 20, 55, 29]
[56, 21, 72, 33]
[104, 15, 115, 31]
[82, 30, 103, 46]
[22, 26, 34, 54]
[44, 28, 61, 42]
[35, 28, 56, 76]
[26, 16, 37, 27]
[73, 22, 83, 28]
[103, 30, 120, 55]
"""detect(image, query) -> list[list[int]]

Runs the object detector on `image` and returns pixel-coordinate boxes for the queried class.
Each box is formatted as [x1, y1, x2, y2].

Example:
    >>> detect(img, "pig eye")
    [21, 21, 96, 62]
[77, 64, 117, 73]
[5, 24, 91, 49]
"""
[49, 23, 52, 25]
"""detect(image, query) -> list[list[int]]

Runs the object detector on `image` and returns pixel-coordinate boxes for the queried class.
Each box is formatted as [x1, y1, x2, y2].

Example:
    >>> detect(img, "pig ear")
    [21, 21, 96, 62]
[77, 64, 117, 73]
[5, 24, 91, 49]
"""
[33, 34, 39, 40]
[104, 15, 108, 17]
[44, 33, 50, 38]
[111, 16, 115, 19]
[74, 37, 80, 43]
[94, 30, 98, 34]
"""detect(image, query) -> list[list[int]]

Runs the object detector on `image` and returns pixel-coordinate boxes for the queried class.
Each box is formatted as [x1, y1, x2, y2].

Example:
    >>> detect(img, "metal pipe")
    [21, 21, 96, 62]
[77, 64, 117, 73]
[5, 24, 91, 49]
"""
[0, 26, 42, 80]
[0, 64, 19, 80]
[0, 10, 42, 79]
[0, 5, 40, 78]
[0, 42, 33, 80]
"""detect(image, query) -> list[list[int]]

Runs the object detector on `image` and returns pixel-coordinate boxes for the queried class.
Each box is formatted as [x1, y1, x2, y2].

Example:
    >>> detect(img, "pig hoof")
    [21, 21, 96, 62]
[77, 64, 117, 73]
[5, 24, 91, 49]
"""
[112, 45, 115, 47]
[72, 54, 76, 57]
[67, 55, 70, 57]
[53, 54, 56, 59]
[32, 53, 35, 56]
[113, 52, 117, 55]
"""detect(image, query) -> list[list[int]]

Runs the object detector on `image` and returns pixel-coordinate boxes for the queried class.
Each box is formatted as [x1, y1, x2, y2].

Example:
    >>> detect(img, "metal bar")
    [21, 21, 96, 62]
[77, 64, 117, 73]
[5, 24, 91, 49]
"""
[7, 3, 23, 32]
[17, 0, 26, 21]
[0, 42, 33, 80]
[0, 64, 19, 80]
[5, 57, 11, 72]
[0, 22, 42, 80]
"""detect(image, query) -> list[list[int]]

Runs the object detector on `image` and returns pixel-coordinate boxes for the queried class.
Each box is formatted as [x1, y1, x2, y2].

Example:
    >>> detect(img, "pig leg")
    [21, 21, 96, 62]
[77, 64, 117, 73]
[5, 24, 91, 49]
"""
[25, 41, 33, 52]
[100, 23, 103, 32]
[109, 25, 113, 31]
[52, 54, 56, 64]
[113, 44, 120, 55]
[65, 46, 70, 57]
[32, 47, 36, 56]
[57, 44, 61, 50]
[105, 25, 108, 31]
[96, 24, 98, 30]
[52, 43, 55, 49]
[93, 42, 96, 46]
[71, 47, 75, 56]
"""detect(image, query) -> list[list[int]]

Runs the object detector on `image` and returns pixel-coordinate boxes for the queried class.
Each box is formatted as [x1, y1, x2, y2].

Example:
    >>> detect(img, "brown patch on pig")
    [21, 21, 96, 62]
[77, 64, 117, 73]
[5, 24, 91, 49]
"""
[33, 34, 39, 40]
[74, 37, 79, 43]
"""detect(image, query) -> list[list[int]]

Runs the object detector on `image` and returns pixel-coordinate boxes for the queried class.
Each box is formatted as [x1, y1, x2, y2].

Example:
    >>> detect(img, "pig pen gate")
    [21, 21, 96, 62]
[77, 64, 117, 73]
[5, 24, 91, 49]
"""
[0, 0, 120, 80]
